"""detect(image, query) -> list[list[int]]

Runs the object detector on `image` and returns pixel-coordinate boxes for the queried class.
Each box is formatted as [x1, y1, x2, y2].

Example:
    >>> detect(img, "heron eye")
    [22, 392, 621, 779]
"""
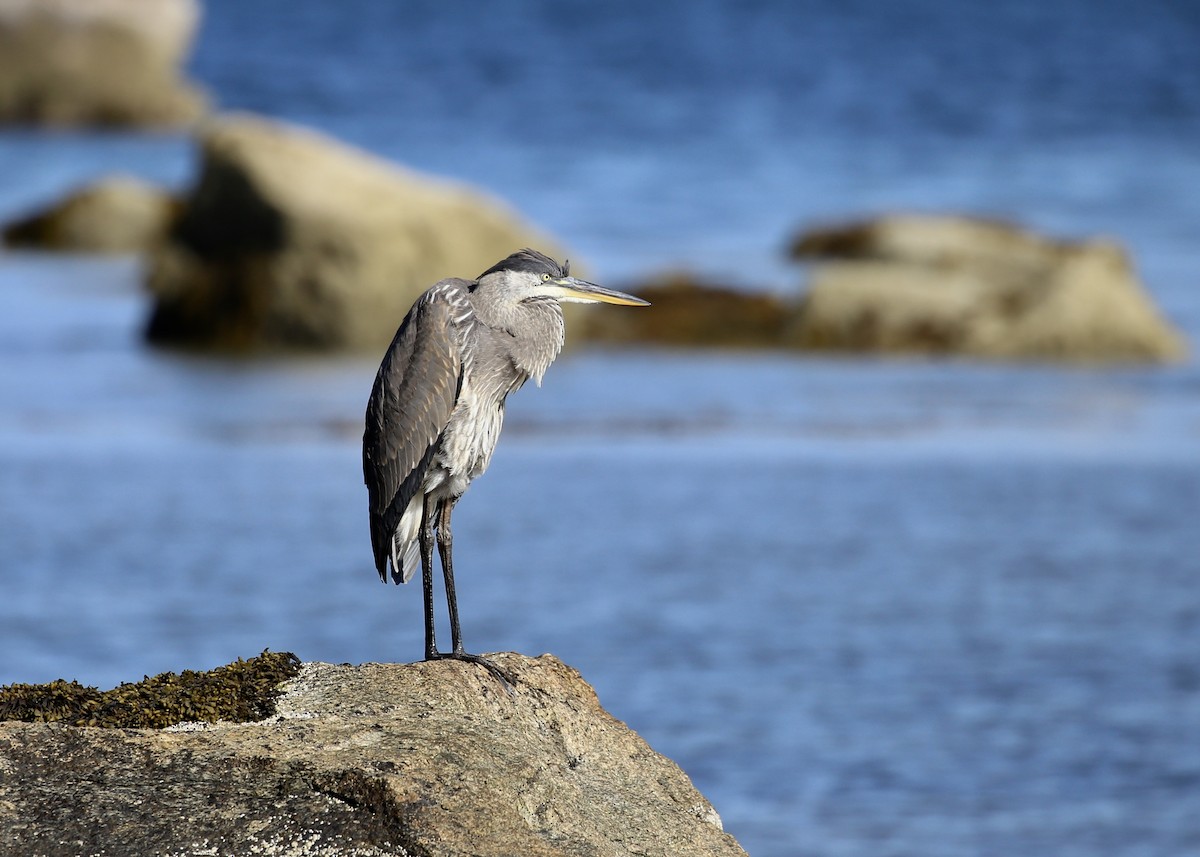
[542, 273, 551, 281]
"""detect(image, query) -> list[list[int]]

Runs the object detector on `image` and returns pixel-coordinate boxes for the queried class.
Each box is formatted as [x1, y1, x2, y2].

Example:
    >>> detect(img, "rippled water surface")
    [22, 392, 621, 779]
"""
[3, 260, 1198, 856]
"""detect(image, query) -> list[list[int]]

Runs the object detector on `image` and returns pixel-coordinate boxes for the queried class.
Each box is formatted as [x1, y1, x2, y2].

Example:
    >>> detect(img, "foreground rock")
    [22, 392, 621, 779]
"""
[3, 175, 177, 253]
[145, 113, 568, 352]
[791, 214, 1187, 363]
[0, 654, 745, 857]
[0, 0, 206, 126]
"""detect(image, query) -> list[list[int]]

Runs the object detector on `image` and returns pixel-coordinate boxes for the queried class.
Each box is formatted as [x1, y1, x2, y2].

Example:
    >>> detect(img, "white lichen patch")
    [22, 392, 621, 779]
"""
[691, 802, 724, 830]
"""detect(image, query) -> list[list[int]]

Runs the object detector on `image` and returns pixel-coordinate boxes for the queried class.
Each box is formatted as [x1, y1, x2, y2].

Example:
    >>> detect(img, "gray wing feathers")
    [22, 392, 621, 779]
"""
[363, 280, 470, 581]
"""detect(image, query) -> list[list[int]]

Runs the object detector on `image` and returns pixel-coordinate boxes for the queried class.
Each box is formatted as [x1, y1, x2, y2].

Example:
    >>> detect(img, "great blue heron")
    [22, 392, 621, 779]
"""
[363, 249, 648, 682]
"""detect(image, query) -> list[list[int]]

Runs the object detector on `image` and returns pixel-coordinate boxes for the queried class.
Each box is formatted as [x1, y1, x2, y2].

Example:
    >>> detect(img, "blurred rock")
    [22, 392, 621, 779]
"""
[0, 654, 746, 857]
[0, 0, 206, 127]
[578, 272, 797, 348]
[3, 175, 177, 252]
[145, 113, 569, 352]
[790, 214, 1187, 363]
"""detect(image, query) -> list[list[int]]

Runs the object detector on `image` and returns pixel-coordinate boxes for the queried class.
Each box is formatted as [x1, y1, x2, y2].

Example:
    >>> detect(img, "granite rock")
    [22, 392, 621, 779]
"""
[0, 0, 206, 126]
[145, 114, 569, 352]
[790, 214, 1187, 362]
[3, 174, 176, 252]
[0, 654, 747, 857]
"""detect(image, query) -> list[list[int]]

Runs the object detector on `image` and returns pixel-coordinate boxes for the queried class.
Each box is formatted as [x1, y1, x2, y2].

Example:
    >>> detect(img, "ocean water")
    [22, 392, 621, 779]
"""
[3, 2, 1200, 856]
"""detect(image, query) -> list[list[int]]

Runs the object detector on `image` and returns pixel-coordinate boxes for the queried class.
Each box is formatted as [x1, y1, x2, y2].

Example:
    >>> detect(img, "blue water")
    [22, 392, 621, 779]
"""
[3, 3, 1200, 855]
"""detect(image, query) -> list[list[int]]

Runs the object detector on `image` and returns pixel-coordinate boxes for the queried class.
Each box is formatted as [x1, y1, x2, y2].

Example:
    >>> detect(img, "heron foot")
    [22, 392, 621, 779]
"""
[426, 650, 518, 691]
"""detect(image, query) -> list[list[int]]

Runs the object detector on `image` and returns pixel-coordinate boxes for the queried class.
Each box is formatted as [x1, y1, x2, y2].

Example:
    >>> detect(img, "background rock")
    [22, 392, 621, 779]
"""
[145, 114, 569, 353]
[0, 0, 206, 126]
[790, 214, 1187, 363]
[2, 175, 176, 252]
[578, 272, 797, 348]
[0, 654, 747, 857]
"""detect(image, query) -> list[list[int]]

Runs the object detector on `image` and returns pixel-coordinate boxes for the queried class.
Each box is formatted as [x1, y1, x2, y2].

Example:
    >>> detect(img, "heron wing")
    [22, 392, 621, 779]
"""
[363, 279, 472, 580]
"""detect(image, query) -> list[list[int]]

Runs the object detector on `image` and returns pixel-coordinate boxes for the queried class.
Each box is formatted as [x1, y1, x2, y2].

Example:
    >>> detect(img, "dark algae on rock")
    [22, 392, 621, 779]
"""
[0, 650, 300, 728]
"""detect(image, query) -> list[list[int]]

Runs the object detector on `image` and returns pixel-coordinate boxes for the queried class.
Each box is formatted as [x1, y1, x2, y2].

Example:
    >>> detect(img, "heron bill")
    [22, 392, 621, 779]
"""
[547, 277, 651, 306]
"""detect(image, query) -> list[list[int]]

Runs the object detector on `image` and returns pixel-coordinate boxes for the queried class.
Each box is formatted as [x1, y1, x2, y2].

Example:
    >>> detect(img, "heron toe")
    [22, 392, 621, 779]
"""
[427, 650, 518, 690]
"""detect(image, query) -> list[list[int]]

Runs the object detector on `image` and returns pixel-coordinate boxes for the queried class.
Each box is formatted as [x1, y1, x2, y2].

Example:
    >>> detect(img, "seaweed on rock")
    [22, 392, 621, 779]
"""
[0, 650, 301, 728]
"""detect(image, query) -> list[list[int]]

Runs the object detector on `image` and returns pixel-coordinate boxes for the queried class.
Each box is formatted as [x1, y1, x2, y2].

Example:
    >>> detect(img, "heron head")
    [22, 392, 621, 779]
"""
[477, 249, 650, 307]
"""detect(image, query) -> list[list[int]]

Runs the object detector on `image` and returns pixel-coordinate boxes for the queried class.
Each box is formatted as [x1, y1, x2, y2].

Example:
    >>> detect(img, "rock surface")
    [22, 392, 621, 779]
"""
[3, 174, 176, 252]
[0, 0, 206, 126]
[0, 654, 746, 857]
[145, 113, 568, 353]
[790, 214, 1187, 362]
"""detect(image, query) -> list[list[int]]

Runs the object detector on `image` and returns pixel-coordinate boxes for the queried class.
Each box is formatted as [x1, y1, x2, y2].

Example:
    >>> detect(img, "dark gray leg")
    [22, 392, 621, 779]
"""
[436, 497, 465, 654]
[430, 496, 516, 689]
[421, 495, 439, 660]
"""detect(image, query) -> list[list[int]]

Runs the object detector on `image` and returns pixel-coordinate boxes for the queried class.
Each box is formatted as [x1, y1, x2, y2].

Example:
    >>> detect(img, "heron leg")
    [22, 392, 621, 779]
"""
[420, 494, 439, 659]
[436, 497, 465, 654]
[432, 497, 516, 689]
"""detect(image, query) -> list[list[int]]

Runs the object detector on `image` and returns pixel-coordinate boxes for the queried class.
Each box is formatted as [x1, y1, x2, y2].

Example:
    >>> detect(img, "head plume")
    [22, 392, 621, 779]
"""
[478, 248, 570, 281]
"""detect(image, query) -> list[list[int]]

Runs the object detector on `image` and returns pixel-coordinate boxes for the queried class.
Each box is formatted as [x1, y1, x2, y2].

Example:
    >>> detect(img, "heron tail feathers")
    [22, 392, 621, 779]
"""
[387, 495, 424, 584]
[391, 535, 419, 584]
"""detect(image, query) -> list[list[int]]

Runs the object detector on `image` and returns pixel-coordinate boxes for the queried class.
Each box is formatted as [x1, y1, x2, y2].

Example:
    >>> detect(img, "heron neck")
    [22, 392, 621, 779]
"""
[471, 296, 565, 386]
